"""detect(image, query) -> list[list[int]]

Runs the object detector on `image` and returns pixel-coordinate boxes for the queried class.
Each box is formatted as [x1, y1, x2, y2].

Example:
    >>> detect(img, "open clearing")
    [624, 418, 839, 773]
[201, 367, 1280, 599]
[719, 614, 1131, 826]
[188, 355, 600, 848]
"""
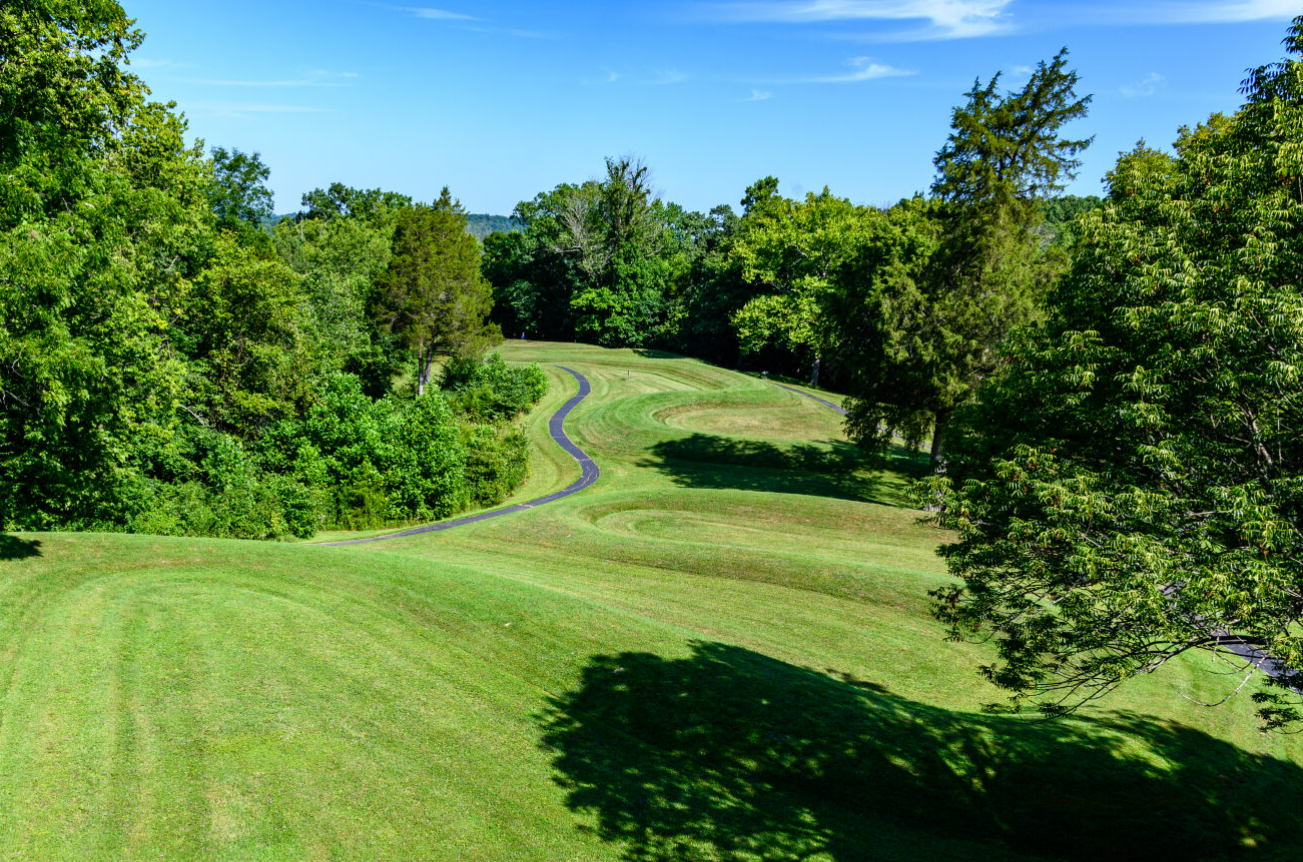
[3, 342, 1303, 861]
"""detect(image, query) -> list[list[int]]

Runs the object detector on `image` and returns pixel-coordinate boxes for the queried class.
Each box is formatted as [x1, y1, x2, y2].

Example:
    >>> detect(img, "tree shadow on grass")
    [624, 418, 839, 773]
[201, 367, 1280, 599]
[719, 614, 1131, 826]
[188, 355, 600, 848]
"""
[641, 433, 926, 506]
[0, 535, 40, 561]
[539, 641, 1303, 862]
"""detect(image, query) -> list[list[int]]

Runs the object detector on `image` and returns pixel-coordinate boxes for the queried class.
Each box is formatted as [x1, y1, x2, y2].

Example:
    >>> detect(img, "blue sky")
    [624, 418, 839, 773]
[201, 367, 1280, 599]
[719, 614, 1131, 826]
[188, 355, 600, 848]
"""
[123, 0, 1300, 215]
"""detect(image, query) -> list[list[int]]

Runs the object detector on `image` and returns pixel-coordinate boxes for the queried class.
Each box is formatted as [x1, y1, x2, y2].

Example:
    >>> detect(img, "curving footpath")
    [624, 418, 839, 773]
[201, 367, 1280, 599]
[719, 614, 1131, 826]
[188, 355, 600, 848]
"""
[774, 382, 847, 417]
[321, 366, 599, 546]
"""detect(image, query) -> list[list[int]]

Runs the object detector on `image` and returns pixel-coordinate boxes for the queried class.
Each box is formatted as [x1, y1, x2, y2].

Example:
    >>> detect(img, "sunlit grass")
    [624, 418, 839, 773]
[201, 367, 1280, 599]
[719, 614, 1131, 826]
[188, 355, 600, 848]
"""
[3, 341, 1301, 860]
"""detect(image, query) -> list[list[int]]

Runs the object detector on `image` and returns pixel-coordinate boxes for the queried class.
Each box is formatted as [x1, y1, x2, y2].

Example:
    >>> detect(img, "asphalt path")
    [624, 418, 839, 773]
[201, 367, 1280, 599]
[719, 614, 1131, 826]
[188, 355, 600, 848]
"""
[773, 382, 847, 416]
[321, 365, 599, 546]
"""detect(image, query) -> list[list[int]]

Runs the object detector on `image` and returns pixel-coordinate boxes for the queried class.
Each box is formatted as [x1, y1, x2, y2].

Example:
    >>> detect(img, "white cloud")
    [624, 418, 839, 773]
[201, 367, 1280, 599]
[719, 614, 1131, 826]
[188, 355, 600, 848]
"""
[1120, 71, 1165, 97]
[746, 88, 774, 100]
[810, 56, 913, 82]
[1150, 0, 1299, 22]
[405, 6, 477, 20]
[706, 0, 1014, 39]
[744, 55, 913, 84]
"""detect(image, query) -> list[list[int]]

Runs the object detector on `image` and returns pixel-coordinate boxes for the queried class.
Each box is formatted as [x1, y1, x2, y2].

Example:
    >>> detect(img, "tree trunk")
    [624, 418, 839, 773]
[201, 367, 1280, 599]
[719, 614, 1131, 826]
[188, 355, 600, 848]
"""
[417, 342, 428, 396]
[810, 355, 821, 388]
[930, 414, 948, 474]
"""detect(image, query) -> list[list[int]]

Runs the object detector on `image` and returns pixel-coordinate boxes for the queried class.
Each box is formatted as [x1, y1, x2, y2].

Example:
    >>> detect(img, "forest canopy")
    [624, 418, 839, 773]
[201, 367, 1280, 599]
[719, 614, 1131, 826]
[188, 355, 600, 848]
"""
[0, 0, 539, 540]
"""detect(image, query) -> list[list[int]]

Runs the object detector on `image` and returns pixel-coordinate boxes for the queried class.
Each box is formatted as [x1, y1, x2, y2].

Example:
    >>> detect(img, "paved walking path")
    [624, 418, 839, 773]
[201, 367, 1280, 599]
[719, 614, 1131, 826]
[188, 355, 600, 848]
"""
[321, 366, 599, 546]
[773, 383, 847, 416]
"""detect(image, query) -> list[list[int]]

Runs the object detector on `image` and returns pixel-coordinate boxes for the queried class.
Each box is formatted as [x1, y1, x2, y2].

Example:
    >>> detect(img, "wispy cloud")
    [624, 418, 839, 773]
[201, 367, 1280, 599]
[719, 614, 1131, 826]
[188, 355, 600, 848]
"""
[403, 6, 477, 20]
[742, 56, 912, 84]
[1120, 71, 1165, 97]
[704, 0, 1014, 39]
[465, 24, 569, 39]
[1140, 0, 1298, 22]
[587, 68, 691, 85]
[745, 89, 774, 101]
[393, 5, 565, 37]
[801, 56, 913, 83]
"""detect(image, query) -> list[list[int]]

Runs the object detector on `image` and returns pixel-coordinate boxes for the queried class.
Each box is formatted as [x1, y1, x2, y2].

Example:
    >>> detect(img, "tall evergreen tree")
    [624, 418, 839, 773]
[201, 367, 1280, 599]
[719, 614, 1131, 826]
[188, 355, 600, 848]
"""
[841, 51, 1091, 469]
[374, 189, 499, 395]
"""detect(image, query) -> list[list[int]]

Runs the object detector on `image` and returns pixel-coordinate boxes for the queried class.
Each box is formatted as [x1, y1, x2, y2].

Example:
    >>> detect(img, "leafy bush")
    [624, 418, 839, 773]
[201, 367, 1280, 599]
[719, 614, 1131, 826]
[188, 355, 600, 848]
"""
[461, 425, 530, 508]
[441, 353, 548, 422]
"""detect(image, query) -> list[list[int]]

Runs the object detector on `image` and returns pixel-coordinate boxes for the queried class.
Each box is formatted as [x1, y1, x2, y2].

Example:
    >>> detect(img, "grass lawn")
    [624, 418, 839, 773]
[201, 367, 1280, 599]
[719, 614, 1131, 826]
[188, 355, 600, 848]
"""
[3, 341, 1302, 861]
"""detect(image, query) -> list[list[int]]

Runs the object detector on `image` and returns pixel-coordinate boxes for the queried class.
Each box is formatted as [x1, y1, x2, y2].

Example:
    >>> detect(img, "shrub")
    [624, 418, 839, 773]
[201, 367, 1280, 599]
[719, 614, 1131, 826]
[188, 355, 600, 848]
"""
[441, 353, 548, 422]
[461, 425, 530, 508]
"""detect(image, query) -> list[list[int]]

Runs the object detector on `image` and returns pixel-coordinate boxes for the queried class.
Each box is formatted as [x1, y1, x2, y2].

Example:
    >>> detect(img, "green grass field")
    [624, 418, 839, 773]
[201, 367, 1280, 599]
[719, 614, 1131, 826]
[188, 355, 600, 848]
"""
[4, 342, 1303, 861]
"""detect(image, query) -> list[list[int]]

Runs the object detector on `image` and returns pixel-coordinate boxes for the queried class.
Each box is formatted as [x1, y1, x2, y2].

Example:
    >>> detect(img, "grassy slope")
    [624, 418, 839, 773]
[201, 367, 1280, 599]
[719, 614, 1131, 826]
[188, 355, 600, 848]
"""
[3, 342, 1303, 861]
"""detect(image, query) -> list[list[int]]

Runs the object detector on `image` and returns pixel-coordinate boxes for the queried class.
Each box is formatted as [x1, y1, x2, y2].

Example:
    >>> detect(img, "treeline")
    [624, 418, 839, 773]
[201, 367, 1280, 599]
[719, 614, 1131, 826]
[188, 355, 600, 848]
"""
[0, 3, 542, 540]
[481, 61, 1102, 463]
[481, 16, 1303, 729]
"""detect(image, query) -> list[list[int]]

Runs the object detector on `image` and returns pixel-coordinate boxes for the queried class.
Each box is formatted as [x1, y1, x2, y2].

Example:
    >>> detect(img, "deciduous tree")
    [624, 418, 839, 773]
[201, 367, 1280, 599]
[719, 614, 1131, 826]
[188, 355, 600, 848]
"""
[926, 19, 1303, 728]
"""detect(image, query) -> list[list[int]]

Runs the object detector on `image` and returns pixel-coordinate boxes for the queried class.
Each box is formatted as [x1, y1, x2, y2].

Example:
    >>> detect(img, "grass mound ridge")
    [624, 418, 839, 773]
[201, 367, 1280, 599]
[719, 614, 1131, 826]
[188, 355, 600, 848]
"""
[2, 342, 1302, 860]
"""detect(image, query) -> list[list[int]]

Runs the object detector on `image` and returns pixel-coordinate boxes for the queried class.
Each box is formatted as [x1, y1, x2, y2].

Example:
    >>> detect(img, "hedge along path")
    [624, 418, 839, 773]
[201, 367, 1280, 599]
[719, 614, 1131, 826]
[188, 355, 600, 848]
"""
[320, 366, 600, 546]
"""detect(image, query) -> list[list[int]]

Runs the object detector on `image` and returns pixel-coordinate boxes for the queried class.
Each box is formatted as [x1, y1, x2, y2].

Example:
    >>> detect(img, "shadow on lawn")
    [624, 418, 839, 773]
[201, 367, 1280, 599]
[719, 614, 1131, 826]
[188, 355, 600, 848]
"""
[539, 641, 1303, 862]
[0, 535, 40, 561]
[642, 433, 923, 505]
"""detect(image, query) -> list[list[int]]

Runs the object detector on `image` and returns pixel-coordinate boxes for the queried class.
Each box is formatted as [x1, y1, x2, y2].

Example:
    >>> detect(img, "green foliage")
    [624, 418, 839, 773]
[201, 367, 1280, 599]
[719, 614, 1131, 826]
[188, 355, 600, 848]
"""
[299, 182, 412, 223]
[272, 206, 404, 395]
[375, 189, 500, 394]
[129, 428, 318, 541]
[207, 146, 274, 230]
[841, 52, 1090, 467]
[486, 158, 699, 349]
[182, 232, 312, 436]
[1039, 194, 1103, 245]
[932, 50, 1092, 209]
[729, 188, 880, 372]
[0, 6, 534, 540]
[261, 374, 465, 527]
[0, 0, 144, 223]
[926, 18, 1303, 727]
[460, 425, 531, 508]
[440, 353, 548, 423]
[0, 1, 207, 531]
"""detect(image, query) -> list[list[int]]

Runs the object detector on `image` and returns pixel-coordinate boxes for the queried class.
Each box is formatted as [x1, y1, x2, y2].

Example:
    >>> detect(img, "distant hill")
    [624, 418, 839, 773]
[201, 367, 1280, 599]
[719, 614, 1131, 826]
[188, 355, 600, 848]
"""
[466, 213, 520, 240]
[261, 211, 519, 240]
